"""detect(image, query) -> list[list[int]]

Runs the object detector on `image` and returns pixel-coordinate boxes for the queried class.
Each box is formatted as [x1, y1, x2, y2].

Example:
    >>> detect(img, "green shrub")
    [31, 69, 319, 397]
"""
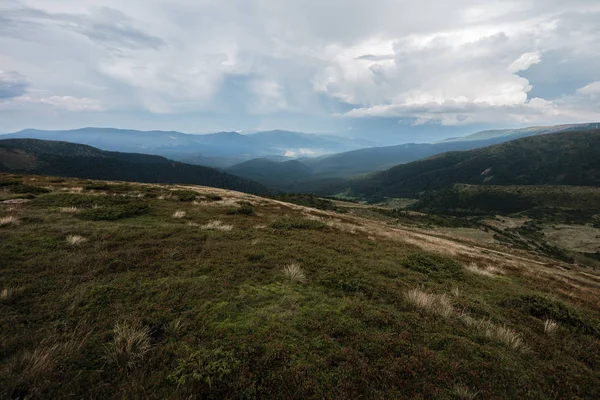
[402, 252, 463, 280]
[205, 194, 222, 201]
[4, 184, 50, 194]
[270, 218, 328, 230]
[503, 295, 600, 336]
[319, 265, 371, 293]
[32, 193, 149, 221]
[77, 203, 149, 221]
[84, 183, 111, 191]
[168, 348, 241, 393]
[171, 190, 198, 202]
[226, 206, 254, 216]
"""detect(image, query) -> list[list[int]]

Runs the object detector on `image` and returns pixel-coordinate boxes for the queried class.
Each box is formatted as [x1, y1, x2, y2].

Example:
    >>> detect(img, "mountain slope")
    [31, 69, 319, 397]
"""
[0, 139, 271, 195]
[350, 129, 600, 199]
[226, 158, 313, 191]
[303, 122, 600, 177]
[2, 173, 600, 399]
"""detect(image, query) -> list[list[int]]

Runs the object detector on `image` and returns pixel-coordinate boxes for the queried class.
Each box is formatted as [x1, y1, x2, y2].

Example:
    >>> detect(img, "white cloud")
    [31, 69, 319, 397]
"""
[0, 0, 600, 133]
[577, 81, 600, 96]
[1, 95, 104, 111]
[508, 51, 542, 73]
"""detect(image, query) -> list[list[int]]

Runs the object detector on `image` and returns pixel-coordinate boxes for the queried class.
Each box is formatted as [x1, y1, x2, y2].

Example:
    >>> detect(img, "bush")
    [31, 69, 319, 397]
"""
[226, 206, 254, 216]
[32, 194, 149, 221]
[171, 190, 198, 202]
[78, 203, 149, 221]
[402, 252, 463, 280]
[168, 348, 240, 393]
[4, 184, 50, 194]
[502, 295, 600, 336]
[270, 218, 328, 230]
[205, 194, 222, 201]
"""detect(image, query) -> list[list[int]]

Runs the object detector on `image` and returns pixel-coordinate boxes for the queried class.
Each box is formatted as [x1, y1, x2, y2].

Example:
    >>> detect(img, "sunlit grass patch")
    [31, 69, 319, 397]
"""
[283, 263, 307, 284]
[460, 315, 523, 350]
[0, 216, 18, 226]
[544, 318, 559, 334]
[465, 262, 503, 277]
[172, 210, 186, 218]
[405, 288, 454, 318]
[201, 220, 233, 231]
[66, 235, 87, 246]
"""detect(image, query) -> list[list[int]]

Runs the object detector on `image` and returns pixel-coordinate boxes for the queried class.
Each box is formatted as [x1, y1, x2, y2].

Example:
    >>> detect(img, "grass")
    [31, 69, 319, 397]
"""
[454, 384, 479, 399]
[200, 220, 233, 231]
[172, 210, 186, 219]
[0, 216, 18, 226]
[1, 173, 600, 399]
[405, 288, 454, 318]
[544, 318, 559, 334]
[465, 262, 503, 277]
[283, 263, 307, 283]
[66, 235, 87, 246]
[107, 321, 152, 369]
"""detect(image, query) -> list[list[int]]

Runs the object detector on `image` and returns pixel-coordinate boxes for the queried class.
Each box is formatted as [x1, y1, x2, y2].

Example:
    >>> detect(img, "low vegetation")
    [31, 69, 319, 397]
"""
[1, 173, 600, 399]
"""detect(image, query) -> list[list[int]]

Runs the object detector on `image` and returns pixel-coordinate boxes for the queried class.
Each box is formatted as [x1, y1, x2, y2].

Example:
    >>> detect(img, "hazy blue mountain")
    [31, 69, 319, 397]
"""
[302, 122, 600, 177]
[439, 123, 600, 143]
[1, 128, 370, 168]
[0, 138, 272, 195]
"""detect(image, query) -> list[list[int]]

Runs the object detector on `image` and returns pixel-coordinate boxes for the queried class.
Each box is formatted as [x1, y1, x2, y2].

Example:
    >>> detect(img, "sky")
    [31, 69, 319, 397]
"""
[1, 0, 600, 143]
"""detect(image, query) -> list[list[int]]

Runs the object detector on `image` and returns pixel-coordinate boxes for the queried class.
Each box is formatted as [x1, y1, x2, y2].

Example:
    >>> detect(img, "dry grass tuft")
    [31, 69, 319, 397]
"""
[59, 207, 79, 214]
[461, 316, 523, 350]
[465, 262, 503, 277]
[1, 286, 23, 304]
[451, 287, 461, 298]
[107, 321, 151, 369]
[172, 210, 186, 218]
[66, 235, 87, 246]
[543, 318, 559, 334]
[0, 216, 18, 226]
[405, 288, 454, 318]
[454, 384, 479, 399]
[283, 263, 307, 284]
[5, 324, 91, 393]
[201, 220, 233, 231]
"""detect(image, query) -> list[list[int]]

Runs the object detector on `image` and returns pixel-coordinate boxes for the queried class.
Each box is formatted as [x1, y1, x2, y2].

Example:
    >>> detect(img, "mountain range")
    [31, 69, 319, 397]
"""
[0, 128, 372, 168]
[0, 139, 271, 195]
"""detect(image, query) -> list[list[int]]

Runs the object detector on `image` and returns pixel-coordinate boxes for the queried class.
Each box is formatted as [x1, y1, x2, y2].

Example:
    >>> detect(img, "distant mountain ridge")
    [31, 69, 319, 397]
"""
[1, 127, 371, 168]
[300, 122, 600, 177]
[349, 129, 600, 200]
[0, 138, 272, 195]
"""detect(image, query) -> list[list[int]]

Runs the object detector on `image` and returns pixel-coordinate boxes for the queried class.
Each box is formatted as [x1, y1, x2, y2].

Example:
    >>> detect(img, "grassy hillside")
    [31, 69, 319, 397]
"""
[2, 173, 600, 399]
[350, 130, 600, 200]
[0, 139, 271, 196]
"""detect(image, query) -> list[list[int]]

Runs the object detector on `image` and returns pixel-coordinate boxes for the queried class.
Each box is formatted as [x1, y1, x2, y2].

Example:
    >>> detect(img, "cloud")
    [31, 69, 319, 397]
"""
[577, 81, 600, 96]
[36, 95, 104, 111]
[0, 70, 29, 99]
[508, 52, 542, 73]
[1, 0, 600, 134]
